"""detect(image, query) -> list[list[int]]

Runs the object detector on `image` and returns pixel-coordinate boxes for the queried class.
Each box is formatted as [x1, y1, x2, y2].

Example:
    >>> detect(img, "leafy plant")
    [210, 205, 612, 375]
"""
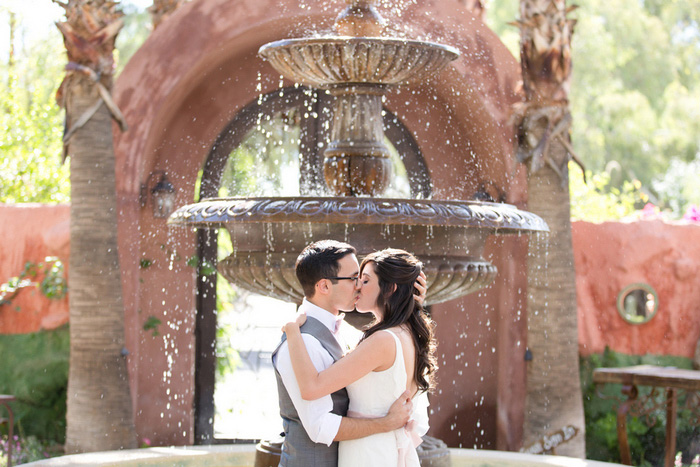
[0, 327, 69, 444]
[0, 257, 67, 308]
[486, 0, 700, 215]
[570, 165, 649, 222]
[143, 316, 162, 337]
[186, 255, 217, 276]
[0, 434, 61, 466]
[0, 29, 70, 204]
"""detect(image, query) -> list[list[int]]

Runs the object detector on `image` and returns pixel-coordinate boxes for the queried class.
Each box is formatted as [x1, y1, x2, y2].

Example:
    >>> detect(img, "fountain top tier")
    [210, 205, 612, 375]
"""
[258, 37, 459, 88]
[258, 0, 458, 88]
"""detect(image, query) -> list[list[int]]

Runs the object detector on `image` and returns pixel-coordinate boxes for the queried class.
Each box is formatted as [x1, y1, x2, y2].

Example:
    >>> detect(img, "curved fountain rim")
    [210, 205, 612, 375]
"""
[22, 445, 627, 467]
[259, 36, 461, 58]
[167, 196, 549, 233]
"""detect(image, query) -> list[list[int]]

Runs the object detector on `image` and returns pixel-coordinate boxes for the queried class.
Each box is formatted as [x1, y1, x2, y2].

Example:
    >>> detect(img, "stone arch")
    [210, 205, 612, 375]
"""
[112, 0, 527, 447]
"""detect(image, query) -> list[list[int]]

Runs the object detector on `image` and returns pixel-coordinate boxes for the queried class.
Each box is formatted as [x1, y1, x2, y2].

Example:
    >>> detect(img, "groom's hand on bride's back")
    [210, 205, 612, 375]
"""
[384, 390, 413, 430]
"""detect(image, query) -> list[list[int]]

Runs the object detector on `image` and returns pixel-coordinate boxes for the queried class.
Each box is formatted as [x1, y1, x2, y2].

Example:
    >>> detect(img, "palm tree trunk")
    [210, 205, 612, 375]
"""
[522, 140, 585, 457]
[55, 0, 136, 453]
[515, 0, 586, 457]
[64, 75, 136, 453]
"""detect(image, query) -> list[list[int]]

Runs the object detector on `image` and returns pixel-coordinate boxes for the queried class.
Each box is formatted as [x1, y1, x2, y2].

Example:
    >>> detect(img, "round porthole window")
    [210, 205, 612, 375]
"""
[616, 283, 658, 324]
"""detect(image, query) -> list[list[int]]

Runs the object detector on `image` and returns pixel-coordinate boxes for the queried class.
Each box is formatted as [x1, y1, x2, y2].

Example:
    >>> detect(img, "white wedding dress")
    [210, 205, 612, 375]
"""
[338, 330, 430, 467]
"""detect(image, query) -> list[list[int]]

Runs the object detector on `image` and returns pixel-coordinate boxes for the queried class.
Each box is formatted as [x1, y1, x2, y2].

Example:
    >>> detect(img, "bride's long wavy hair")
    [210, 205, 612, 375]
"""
[359, 249, 437, 392]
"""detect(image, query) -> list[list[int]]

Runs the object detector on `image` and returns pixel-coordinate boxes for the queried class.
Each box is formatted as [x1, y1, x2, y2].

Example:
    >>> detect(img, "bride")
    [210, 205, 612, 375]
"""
[282, 248, 437, 467]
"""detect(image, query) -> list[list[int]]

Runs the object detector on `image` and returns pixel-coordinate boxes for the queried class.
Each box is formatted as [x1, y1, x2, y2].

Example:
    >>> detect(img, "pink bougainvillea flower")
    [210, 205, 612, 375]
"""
[682, 204, 700, 222]
[640, 203, 660, 219]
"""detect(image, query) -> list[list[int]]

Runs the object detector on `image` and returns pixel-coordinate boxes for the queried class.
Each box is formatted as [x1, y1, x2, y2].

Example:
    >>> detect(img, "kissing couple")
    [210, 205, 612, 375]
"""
[272, 239, 437, 466]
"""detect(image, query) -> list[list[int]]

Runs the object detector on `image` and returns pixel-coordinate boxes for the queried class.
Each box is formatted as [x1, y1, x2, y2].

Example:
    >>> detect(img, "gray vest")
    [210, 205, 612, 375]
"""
[272, 317, 349, 467]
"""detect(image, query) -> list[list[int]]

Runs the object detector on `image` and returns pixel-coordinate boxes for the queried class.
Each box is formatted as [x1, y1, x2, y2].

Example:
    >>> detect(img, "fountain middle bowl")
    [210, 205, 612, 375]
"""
[168, 196, 547, 305]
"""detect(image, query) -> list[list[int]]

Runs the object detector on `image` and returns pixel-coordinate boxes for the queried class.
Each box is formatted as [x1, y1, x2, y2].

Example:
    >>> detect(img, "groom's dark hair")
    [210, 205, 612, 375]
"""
[296, 240, 356, 298]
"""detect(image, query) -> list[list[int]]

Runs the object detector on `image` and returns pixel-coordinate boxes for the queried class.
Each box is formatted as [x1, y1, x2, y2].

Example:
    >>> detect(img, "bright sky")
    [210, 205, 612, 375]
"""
[0, 0, 150, 58]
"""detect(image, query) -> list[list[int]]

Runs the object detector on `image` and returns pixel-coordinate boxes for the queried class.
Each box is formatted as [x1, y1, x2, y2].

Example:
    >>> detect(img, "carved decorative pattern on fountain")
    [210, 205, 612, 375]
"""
[171, 197, 548, 231]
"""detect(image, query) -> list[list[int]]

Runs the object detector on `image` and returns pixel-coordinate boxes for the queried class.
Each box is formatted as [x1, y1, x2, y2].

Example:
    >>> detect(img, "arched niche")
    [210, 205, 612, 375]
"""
[112, 0, 527, 447]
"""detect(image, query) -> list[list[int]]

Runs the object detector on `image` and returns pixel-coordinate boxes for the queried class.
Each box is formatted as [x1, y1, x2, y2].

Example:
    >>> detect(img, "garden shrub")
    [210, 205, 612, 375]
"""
[0, 326, 69, 444]
[581, 347, 700, 466]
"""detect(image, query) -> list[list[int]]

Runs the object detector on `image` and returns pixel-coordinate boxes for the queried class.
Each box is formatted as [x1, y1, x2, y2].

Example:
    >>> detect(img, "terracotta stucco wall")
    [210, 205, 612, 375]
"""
[0, 204, 70, 333]
[573, 219, 700, 358]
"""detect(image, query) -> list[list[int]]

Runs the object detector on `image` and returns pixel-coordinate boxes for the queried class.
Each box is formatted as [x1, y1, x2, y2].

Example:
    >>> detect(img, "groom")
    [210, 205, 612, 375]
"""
[271, 240, 415, 467]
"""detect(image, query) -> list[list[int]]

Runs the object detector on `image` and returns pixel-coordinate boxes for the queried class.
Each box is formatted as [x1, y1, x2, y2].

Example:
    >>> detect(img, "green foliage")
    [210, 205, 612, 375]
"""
[38, 258, 67, 300]
[483, 0, 520, 57]
[200, 259, 217, 277]
[0, 257, 67, 308]
[0, 30, 69, 203]
[652, 157, 700, 218]
[569, 0, 700, 199]
[114, 4, 151, 77]
[219, 106, 302, 197]
[142, 315, 162, 337]
[570, 164, 649, 221]
[485, 0, 700, 218]
[581, 348, 699, 465]
[215, 229, 240, 378]
[0, 327, 69, 444]
[0, 434, 61, 465]
[185, 255, 218, 276]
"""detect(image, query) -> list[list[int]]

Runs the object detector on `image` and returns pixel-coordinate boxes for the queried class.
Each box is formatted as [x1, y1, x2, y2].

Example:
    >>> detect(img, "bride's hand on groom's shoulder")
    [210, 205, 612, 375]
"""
[281, 313, 307, 334]
[413, 271, 427, 306]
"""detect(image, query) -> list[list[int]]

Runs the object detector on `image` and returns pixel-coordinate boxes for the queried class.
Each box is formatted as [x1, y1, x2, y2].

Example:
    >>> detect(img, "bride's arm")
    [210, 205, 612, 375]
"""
[283, 321, 395, 400]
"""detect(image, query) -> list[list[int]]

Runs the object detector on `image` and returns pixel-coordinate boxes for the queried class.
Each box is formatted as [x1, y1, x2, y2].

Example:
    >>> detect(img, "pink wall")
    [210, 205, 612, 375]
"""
[0, 204, 70, 333]
[573, 219, 700, 358]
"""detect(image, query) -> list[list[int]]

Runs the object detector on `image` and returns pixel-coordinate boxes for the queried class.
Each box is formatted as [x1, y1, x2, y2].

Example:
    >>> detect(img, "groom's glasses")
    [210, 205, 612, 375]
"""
[327, 276, 360, 286]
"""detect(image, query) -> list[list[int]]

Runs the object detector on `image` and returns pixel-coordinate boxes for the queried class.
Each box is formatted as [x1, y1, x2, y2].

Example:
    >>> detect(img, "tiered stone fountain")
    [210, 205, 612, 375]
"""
[168, 0, 549, 307]
[169, 4, 548, 459]
[169, 1, 548, 462]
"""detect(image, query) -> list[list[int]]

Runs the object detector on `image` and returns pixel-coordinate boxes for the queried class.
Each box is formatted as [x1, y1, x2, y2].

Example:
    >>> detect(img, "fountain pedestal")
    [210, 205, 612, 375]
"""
[324, 84, 391, 196]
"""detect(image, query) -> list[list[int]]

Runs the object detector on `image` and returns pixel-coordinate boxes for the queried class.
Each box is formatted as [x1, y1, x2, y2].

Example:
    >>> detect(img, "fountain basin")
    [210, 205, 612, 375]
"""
[23, 445, 625, 466]
[259, 37, 459, 87]
[168, 197, 548, 304]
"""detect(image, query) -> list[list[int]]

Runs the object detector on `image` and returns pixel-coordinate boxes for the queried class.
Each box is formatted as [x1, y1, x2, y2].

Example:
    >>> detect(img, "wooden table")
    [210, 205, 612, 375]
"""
[593, 365, 700, 467]
[0, 395, 16, 467]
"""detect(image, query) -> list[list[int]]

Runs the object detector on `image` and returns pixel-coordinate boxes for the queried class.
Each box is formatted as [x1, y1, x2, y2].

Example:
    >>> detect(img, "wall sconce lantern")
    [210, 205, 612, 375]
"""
[140, 170, 176, 218]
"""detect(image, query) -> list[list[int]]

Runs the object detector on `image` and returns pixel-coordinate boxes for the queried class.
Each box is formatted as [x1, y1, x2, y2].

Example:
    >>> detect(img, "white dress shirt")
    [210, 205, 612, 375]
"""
[272, 299, 345, 446]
